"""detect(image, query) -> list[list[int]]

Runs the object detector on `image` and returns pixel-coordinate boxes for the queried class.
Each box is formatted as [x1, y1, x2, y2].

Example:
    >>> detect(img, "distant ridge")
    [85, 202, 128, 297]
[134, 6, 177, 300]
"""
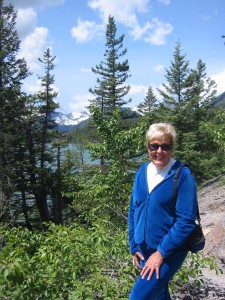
[53, 111, 90, 132]
[54, 93, 225, 133]
[54, 111, 90, 125]
[53, 107, 140, 132]
[210, 91, 225, 108]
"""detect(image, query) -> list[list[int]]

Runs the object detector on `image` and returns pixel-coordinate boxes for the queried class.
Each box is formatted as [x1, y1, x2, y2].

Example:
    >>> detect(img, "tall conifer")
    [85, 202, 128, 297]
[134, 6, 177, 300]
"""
[0, 0, 30, 224]
[137, 87, 158, 116]
[89, 15, 131, 115]
[158, 41, 220, 182]
[34, 48, 59, 223]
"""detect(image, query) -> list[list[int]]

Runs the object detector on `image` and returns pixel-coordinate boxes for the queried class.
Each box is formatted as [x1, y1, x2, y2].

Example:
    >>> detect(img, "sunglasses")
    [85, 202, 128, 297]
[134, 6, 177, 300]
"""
[148, 143, 172, 151]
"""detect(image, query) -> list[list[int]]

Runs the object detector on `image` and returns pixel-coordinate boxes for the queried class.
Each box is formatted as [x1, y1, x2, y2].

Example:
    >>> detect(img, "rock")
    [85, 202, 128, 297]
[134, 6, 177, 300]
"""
[204, 214, 225, 265]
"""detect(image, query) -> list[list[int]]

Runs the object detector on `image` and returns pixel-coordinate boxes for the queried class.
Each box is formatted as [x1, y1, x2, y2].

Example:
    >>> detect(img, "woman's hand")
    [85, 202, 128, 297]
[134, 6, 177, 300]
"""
[132, 251, 144, 271]
[140, 250, 164, 280]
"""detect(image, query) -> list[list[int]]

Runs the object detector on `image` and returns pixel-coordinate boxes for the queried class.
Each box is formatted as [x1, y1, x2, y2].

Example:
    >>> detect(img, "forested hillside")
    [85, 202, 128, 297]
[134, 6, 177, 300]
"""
[210, 91, 225, 108]
[0, 2, 225, 299]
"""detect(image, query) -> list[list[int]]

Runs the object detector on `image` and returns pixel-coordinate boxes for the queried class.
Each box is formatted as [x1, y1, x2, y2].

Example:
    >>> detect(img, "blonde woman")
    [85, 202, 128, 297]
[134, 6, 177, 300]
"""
[128, 123, 197, 300]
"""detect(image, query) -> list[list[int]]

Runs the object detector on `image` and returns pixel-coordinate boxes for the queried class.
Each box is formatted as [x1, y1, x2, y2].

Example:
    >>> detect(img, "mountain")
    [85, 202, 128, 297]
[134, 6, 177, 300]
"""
[210, 91, 225, 108]
[53, 111, 91, 132]
[54, 111, 90, 126]
[54, 92, 225, 133]
[54, 107, 140, 132]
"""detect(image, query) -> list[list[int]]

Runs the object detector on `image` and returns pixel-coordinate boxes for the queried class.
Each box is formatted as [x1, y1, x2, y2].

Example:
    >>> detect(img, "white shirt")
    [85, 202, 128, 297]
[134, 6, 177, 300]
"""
[147, 158, 176, 193]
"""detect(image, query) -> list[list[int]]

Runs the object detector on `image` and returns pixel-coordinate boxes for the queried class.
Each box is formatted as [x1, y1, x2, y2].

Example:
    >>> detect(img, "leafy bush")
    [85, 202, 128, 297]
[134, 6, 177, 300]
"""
[170, 252, 222, 295]
[0, 223, 135, 300]
[0, 223, 222, 300]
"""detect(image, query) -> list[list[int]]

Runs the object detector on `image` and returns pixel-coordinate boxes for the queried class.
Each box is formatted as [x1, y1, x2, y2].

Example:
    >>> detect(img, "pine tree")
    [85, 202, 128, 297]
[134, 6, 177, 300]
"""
[89, 15, 131, 115]
[177, 58, 220, 181]
[158, 41, 190, 108]
[0, 1, 30, 224]
[34, 48, 60, 224]
[137, 87, 158, 116]
[0, 1, 29, 132]
[157, 41, 221, 182]
[10, 48, 61, 227]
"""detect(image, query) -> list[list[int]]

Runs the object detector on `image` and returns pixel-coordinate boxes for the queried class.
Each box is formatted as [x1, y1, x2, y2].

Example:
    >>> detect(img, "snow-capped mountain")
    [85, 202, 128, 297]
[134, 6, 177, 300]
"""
[53, 107, 140, 132]
[54, 111, 90, 126]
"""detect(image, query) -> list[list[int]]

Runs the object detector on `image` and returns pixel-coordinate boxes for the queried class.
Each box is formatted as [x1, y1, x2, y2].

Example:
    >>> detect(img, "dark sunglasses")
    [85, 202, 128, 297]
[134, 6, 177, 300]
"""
[148, 143, 172, 151]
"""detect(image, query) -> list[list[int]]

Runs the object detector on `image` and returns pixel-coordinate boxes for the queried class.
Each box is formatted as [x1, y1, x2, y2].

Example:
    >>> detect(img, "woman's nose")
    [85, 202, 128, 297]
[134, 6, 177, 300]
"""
[157, 146, 163, 153]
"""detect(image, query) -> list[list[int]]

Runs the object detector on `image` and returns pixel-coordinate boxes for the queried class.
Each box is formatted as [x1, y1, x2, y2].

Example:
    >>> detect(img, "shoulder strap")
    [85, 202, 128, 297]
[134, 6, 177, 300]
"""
[173, 164, 201, 223]
[173, 164, 186, 202]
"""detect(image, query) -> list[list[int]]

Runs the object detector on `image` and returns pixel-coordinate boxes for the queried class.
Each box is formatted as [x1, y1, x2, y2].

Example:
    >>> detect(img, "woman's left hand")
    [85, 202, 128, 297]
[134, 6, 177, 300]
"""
[140, 250, 164, 281]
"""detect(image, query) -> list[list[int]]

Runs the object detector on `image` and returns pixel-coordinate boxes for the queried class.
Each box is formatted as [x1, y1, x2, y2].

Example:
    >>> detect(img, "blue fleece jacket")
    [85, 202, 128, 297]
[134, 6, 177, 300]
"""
[128, 160, 197, 258]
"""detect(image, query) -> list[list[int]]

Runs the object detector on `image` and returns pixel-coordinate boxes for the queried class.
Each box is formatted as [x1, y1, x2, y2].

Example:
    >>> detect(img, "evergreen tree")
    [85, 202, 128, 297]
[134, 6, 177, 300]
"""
[34, 48, 60, 224]
[177, 59, 220, 180]
[10, 49, 61, 227]
[0, 1, 29, 137]
[89, 15, 131, 115]
[157, 41, 221, 182]
[0, 1, 30, 224]
[158, 41, 190, 109]
[137, 87, 158, 122]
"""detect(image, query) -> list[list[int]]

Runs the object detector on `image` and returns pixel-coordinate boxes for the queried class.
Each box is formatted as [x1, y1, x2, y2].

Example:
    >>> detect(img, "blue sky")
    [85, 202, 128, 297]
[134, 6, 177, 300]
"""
[6, 0, 225, 113]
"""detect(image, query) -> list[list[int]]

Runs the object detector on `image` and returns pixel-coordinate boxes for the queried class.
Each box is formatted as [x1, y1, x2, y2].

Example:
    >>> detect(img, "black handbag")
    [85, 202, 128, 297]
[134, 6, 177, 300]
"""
[173, 165, 205, 253]
[187, 220, 205, 253]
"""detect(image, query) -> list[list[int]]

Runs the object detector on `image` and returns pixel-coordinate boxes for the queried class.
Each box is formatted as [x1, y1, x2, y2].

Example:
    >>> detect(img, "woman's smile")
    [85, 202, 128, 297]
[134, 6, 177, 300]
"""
[148, 137, 172, 168]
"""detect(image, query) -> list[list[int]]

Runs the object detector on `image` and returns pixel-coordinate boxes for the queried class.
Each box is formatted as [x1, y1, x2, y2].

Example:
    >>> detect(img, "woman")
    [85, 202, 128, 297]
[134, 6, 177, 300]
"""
[128, 123, 197, 300]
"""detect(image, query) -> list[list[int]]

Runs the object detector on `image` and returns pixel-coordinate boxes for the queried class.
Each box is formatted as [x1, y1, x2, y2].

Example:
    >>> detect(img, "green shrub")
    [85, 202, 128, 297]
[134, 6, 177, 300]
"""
[170, 251, 223, 296]
[0, 223, 135, 299]
[0, 224, 222, 299]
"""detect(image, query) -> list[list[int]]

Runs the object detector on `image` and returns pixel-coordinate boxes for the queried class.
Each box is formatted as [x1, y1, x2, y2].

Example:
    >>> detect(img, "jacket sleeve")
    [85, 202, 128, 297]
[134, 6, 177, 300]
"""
[157, 167, 197, 258]
[128, 193, 139, 254]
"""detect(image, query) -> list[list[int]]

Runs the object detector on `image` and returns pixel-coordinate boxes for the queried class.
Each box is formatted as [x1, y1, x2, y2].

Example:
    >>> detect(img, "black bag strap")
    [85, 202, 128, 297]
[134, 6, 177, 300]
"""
[173, 164, 201, 223]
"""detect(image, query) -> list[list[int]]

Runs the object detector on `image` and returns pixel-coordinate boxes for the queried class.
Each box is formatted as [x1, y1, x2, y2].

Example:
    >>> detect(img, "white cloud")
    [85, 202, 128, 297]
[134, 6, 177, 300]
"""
[154, 64, 165, 73]
[157, 0, 170, 5]
[144, 18, 173, 45]
[81, 67, 92, 73]
[23, 79, 42, 94]
[88, 0, 151, 39]
[23, 78, 60, 95]
[5, 0, 64, 46]
[85, 0, 173, 45]
[131, 22, 152, 40]
[211, 68, 225, 95]
[202, 15, 210, 22]
[16, 8, 37, 38]
[128, 83, 163, 98]
[128, 83, 148, 96]
[88, 0, 149, 25]
[18, 27, 49, 70]
[71, 19, 104, 43]
[69, 94, 92, 112]
[5, 0, 65, 10]
[131, 19, 173, 44]
[5, 0, 64, 40]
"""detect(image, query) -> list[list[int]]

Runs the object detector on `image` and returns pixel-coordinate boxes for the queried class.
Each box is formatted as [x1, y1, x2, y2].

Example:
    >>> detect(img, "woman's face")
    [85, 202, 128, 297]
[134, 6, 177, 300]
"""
[148, 135, 172, 168]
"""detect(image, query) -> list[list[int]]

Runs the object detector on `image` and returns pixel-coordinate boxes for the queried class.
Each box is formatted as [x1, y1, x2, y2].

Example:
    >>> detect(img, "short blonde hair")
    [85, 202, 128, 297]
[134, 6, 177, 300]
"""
[146, 123, 176, 148]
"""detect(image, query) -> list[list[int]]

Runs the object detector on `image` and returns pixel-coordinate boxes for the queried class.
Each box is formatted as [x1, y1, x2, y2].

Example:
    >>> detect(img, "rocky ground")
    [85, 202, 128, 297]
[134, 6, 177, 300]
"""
[172, 174, 225, 300]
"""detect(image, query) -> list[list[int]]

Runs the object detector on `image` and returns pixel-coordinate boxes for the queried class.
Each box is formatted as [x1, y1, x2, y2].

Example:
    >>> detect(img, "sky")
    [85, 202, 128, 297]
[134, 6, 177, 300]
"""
[5, 0, 225, 114]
